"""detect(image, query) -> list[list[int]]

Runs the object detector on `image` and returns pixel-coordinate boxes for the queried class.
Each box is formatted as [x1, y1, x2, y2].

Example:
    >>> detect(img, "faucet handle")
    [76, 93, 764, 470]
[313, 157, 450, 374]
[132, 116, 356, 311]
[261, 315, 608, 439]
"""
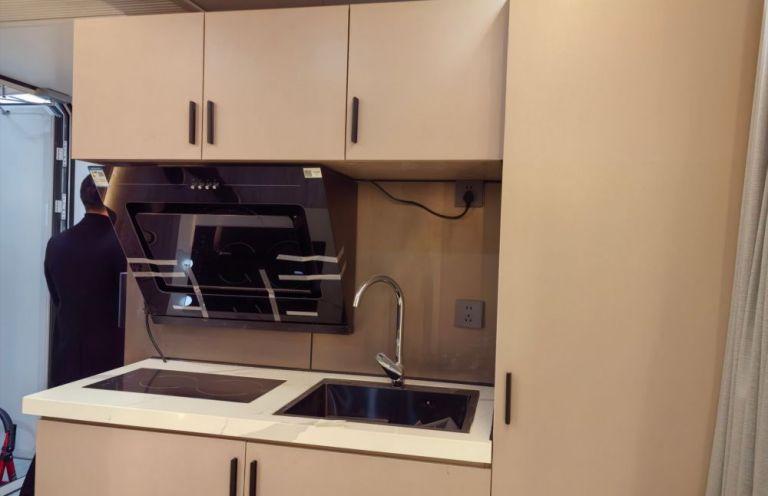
[376, 353, 404, 387]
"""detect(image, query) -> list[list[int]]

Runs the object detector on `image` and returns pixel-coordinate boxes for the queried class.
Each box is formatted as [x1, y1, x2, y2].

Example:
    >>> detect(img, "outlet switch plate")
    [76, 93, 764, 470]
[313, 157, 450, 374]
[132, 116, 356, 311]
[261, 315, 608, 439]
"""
[455, 181, 484, 207]
[455, 299, 484, 329]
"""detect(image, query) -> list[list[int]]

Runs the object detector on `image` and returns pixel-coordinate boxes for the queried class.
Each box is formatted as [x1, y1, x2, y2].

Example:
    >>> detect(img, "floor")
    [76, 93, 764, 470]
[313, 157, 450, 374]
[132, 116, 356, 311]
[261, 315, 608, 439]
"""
[0, 458, 31, 496]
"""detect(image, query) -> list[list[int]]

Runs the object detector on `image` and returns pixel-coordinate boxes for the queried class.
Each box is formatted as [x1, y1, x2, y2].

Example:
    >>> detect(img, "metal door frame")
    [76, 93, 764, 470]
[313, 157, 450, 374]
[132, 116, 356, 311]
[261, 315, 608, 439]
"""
[1, 74, 72, 387]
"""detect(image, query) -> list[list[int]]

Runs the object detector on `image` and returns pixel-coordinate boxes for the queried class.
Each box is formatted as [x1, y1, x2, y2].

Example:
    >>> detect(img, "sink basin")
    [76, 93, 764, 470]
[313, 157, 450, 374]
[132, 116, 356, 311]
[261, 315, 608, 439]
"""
[276, 379, 479, 432]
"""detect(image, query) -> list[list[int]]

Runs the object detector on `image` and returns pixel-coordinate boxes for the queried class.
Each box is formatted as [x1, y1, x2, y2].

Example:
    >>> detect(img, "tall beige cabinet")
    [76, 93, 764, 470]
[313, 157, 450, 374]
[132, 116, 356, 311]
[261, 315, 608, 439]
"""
[72, 13, 204, 160]
[492, 0, 763, 495]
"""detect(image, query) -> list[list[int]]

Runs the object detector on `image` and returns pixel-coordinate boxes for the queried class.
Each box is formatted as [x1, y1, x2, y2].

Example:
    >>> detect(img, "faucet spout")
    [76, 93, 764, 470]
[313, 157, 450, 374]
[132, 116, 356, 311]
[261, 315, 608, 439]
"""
[353, 275, 405, 386]
[376, 353, 404, 387]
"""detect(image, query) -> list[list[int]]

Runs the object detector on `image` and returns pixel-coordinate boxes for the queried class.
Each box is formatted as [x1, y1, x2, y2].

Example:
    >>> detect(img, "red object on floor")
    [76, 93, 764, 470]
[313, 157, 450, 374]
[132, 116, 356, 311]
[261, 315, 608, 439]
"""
[0, 408, 16, 486]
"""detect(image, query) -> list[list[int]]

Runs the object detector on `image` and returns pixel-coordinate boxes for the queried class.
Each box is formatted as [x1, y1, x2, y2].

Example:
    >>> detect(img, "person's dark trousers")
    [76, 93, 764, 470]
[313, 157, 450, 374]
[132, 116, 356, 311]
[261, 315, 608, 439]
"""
[19, 457, 35, 496]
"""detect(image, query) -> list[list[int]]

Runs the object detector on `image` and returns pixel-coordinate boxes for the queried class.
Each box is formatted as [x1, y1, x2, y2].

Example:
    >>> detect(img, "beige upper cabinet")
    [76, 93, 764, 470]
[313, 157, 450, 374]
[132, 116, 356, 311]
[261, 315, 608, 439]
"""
[346, 0, 508, 161]
[72, 13, 204, 161]
[72, 2, 507, 164]
[203, 6, 349, 161]
[245, 441, 490, 496]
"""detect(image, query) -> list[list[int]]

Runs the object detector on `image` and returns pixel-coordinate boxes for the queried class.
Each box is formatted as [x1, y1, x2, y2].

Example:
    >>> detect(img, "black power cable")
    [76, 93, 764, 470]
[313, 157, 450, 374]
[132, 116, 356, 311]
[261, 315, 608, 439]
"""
[144, 305, 167, 363]
[367, 180, 475, 220]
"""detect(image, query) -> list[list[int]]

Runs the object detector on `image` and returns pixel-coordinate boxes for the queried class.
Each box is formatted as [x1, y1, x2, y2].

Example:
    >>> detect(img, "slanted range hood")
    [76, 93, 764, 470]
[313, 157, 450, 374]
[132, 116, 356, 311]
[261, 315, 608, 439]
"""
[92, 164, 357, 333]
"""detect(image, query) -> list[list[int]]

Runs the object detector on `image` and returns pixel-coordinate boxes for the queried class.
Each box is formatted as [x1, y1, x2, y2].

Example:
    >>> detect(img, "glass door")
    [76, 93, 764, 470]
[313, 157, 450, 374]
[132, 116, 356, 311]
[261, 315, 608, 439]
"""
[0, 83, 68, 493]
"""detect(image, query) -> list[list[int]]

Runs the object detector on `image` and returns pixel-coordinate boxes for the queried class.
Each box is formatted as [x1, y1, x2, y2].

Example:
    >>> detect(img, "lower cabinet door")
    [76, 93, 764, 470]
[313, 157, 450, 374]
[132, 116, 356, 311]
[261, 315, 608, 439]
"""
[244, 442, 491, 496]
[36, 420, 246, 496]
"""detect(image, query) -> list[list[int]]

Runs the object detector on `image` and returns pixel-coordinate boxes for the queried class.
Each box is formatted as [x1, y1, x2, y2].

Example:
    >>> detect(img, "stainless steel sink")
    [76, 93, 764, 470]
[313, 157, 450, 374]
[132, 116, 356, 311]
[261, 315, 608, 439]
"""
[275, 379, 479, 432]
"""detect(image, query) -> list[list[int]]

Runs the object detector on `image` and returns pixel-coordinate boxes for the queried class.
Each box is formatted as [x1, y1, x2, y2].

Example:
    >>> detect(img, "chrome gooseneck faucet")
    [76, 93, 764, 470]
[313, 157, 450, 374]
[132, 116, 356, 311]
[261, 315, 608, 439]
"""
[353, 275, 404, 387]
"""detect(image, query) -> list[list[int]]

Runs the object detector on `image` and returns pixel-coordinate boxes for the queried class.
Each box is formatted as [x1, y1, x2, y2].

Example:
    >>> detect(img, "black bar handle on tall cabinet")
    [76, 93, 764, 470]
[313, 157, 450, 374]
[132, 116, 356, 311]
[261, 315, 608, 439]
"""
[351, 96, 359, 143]
[207, 100, 215, 145]
[504, 372, 511, 425]
[229, 458, 238, 496]
[249, 460, 258, 496]
[188, 101, 197, 144]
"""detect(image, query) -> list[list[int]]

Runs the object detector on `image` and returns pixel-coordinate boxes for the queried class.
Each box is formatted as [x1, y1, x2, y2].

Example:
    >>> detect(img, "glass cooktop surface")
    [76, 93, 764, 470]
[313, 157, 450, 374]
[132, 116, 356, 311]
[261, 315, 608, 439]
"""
[85, 368, 285, 403]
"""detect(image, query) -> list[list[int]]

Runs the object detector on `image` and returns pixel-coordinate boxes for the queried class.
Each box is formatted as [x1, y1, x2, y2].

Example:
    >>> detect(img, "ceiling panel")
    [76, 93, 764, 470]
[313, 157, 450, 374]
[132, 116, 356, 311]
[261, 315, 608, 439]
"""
[191, 0, 406, 11]
[0, 0, 414, 22]
[191, 0, 341, 10]
[0, 0, 198, 22]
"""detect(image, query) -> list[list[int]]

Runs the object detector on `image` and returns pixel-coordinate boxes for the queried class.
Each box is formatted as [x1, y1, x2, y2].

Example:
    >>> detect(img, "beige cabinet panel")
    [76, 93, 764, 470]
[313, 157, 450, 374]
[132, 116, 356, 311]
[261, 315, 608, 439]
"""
[346, 0, 507, 161]
[493, 0, 762, 495]
[72, 13, 204, 160]
[245, 442, 490, 496]
[203, 6, 349, 161]
[36, 420, 245, 496]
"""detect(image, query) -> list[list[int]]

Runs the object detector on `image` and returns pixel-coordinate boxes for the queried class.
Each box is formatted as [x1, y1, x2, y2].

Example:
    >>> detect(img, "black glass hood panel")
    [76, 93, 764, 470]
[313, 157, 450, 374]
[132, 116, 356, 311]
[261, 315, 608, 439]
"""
[92, 165, 357, 333]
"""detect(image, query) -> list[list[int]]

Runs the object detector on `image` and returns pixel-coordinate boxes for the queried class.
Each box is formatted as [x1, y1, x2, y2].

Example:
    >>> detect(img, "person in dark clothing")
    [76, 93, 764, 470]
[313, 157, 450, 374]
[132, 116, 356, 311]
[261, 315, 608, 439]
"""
[20, 176, 126, 496]
[44, 176, 127, 386]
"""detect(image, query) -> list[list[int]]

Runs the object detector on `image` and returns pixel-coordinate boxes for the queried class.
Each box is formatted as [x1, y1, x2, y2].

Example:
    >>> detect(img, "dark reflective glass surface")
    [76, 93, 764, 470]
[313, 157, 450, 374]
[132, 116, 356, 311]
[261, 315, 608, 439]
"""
[85, 368, 284, 403]
[129, 203, 320, 296]
[96, 164, 357, 332]
[276, 380, 478, 432]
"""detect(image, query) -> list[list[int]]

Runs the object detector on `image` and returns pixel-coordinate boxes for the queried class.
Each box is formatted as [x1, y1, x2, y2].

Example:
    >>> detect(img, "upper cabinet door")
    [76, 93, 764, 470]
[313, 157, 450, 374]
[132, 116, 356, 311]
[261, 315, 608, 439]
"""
[347, 0, 508, 161]
[72, 13, 204, 161]
[203, 6, 349, 161]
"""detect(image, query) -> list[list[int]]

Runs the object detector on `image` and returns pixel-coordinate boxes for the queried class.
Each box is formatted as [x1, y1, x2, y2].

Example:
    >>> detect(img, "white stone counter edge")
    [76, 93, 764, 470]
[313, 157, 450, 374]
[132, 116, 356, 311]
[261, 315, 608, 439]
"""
[23, 359, 493, 466]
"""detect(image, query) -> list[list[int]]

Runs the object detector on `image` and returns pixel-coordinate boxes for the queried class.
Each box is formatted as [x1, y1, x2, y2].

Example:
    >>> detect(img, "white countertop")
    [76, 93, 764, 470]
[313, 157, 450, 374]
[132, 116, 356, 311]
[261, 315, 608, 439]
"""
[23, 359, 493, 466]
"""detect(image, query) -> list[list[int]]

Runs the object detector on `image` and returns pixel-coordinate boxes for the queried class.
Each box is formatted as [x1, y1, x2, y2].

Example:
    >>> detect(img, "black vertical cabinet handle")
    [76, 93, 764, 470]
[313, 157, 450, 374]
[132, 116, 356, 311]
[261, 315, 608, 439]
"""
[207, 100, 215, 145]
[249, 460, 258, 496]
[229, 458, 238, 496]
[351, 96, 360, 144]
[188, 101, 197, 144]
[504, 372, 511, 425]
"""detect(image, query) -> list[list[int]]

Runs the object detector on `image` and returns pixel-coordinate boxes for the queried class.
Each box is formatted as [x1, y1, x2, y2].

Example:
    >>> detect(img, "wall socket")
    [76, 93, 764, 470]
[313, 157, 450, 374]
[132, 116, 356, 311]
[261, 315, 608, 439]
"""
[455, 180, 484, 207]
[455, 299, 485, 329]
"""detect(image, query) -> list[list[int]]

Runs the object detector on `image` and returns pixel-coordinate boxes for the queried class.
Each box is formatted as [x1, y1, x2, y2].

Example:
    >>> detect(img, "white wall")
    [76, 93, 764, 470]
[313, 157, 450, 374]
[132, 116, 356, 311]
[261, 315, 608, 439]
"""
[0, 19, 73, 94]
[0, 105, 54, 458]
[0, 18, 72, 463]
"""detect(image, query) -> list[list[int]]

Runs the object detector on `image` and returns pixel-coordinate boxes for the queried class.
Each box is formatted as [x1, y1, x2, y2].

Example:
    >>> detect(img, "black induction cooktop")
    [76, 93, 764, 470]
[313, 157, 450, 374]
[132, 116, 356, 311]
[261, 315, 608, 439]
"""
[85, 368, 285, 403]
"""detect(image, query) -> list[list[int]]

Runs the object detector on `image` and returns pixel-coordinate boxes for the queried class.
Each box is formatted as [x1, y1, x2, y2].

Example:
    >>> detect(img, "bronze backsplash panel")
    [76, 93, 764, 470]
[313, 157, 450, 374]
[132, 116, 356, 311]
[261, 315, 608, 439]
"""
[124, 181, 500, 384]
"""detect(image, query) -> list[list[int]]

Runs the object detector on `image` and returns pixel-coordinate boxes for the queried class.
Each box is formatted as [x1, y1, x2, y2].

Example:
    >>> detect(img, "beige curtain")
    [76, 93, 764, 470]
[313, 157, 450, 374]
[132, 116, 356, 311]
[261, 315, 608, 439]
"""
[706, 5, 768, 495]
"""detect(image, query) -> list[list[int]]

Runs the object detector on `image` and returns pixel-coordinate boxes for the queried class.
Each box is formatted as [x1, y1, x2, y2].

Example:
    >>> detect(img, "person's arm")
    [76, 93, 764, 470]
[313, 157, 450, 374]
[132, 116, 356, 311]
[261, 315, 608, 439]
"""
[44, 239, 60, 308]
